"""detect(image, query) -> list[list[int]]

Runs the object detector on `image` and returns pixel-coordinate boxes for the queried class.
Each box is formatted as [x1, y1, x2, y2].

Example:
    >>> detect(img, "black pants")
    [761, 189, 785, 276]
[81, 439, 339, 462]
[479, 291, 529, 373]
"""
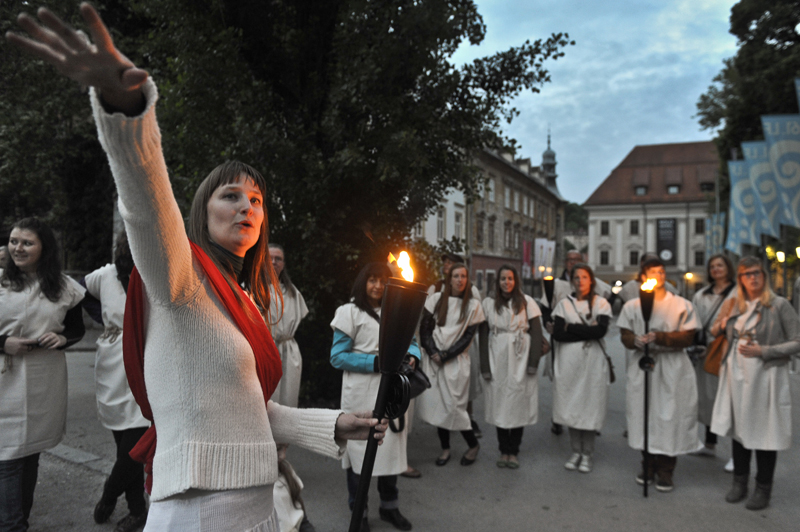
[437, 427, 478, 450]
[0, 453, 40, 532]
[496, 427, 524, 455]
[704, 425, 718, 446]
[732, 439, 777, 484]
[346, 468, 399, 513]
[102, 427, 148, 516]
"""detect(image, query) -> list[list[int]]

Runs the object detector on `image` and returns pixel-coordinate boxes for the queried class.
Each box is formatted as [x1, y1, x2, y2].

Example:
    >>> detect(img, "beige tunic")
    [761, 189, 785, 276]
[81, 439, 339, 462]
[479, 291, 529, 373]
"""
[268, 284, 309, 408]
[331, 303, 407, 476]
[0, 272, 85, 460]
[417, 293, 485, 431]
[482, 296, 541, 429]
[552, 296, 613, 431]
[617, 292, 701, 455]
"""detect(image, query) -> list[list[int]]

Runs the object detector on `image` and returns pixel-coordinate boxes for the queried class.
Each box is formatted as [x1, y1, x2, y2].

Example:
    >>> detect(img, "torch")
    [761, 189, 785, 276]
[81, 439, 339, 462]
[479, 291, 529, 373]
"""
[543, 274, 555, 368]
[348, 252, 427, 532]
[638, 278, 657, 498]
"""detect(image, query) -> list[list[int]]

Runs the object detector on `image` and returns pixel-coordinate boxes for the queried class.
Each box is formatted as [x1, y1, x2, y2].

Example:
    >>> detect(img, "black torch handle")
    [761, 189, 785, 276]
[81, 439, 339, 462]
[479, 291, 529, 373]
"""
[348, 373, 392, 532]
[643, 322, 649, 498]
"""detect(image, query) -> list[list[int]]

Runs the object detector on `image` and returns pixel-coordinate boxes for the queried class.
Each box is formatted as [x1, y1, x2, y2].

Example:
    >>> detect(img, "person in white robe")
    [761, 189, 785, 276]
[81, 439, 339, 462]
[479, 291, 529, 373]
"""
[551, 264, 612, 474]
[710, 256, 800, 511]
[478, 265, 544, 469]
[617, 257, 699, 493]
[1, 218, 86, 530]
[418, 263, 485, 466]
[331, 262, 418, 531]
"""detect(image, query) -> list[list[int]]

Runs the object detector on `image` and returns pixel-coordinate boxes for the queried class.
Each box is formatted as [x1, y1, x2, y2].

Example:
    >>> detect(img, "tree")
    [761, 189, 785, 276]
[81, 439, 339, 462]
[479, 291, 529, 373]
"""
[563, 202, 587, 232]
[3, 0, 573, 403]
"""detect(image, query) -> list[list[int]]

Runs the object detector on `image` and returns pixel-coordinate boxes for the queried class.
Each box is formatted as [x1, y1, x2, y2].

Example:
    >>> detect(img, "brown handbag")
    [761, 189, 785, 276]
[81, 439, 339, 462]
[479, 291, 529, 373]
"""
[703, 334, 728, 376]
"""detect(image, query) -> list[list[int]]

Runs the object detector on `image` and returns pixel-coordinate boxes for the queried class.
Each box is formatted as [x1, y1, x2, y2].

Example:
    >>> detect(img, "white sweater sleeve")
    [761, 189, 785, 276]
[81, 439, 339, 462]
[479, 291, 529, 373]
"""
[90, 80, 199, 305]
[267, 401, 345, 459]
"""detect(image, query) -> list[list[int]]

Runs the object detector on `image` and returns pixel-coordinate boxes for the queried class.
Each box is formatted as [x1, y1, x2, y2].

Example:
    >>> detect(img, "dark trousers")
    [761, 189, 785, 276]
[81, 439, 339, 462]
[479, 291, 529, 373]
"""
[102, 427, 148, 516]
[437, 427, 478, 450]
[0, 453, 40, 532]
[732, 439, 777, 484]
[346, 468, 399, 513]
[640, 452, 676, 478]
[704, 425, 718, 446]
[496, 427, 524, 455]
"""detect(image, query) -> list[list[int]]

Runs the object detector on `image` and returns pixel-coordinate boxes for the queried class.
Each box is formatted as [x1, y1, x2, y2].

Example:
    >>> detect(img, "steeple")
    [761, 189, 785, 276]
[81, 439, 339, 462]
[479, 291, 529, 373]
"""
[542, 128, 558, 193]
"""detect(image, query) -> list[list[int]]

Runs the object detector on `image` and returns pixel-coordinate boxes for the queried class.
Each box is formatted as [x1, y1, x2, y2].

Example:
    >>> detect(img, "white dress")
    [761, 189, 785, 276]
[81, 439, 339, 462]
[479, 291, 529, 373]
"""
[84, 264, 149, 431]
[417, 293, 485, 431]
[0, 272, 85, 460]
[268, 284, 309, 408]
[552, 295, 613, 431]
[711, 301, 792, 450]
[331, 303, 408, 476]
[617, 292, 701, 455]
[482, 296, 541, 429]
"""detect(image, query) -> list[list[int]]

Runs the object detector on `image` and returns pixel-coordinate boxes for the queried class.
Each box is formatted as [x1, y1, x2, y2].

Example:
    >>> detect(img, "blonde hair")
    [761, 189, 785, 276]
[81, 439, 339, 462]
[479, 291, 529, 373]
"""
[735, 256, 774, 312]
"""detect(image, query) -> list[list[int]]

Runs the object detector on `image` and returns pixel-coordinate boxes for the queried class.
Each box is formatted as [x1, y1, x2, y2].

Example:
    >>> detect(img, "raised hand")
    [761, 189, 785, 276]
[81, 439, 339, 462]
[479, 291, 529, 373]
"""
[5, 2, 147, 115]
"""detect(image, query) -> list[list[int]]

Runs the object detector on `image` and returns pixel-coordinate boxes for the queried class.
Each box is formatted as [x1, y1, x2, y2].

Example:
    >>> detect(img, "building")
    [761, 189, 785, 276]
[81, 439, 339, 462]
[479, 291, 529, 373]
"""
[583, 141, 720, 294]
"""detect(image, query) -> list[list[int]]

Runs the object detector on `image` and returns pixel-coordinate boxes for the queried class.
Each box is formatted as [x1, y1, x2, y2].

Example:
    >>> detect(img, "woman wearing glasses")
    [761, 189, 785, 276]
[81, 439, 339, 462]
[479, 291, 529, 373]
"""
[711, 257, 800, 510]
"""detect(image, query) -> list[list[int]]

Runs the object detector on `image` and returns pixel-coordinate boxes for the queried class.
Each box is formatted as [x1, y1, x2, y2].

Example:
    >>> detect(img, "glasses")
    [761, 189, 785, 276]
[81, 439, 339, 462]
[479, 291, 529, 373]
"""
[739, 270, 762, 279]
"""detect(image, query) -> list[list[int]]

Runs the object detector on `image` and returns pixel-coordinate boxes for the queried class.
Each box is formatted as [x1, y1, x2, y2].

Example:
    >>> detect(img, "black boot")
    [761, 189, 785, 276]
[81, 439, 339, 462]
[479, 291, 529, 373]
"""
[725, 475, 748, 503]
[745, 481, 772, 511]
[379, 508, 412, 531]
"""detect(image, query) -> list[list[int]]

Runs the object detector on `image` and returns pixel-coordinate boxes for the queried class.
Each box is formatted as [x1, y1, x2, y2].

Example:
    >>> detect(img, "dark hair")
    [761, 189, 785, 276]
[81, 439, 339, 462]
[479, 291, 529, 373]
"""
[494, 265, 526, 316]
[639, 257, 665, 280]
[706, 253, 735, 285]
[114, 230, 134, 292]
[351, 262, 392, 322]
[1, 218, 65, 302]
[434, 263, 473, 326]
[187, 160, 279, 319]
[268, 243, 297, 298]
[571, 263, 597, 318]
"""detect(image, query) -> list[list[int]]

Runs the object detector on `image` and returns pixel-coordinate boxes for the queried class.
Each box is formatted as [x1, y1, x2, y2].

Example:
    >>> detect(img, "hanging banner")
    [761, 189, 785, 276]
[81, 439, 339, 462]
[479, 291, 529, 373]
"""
[656, 218, 677, 265]
[725, 160, 762, 255]
[704, 213, 726, 257]
[522, 240, 532, 279]
[534, 238, 548, 280]
[761, 114, 800, 229]
[741, 141, 781, 237]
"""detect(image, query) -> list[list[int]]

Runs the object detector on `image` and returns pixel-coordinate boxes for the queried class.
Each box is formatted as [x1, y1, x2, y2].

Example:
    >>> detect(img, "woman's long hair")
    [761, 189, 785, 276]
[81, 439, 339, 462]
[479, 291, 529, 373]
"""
[434, 263, 472, 326]
[494, 264, 526, 316]
[114, 230, 134, 292]
[268, 243, 297, 298]
[571, 263, 597, 319]
[735, 256, 774, 312]
[351, 262, 391, 322]
[187, 160, 280, 317]
[0, 217, 64, 301]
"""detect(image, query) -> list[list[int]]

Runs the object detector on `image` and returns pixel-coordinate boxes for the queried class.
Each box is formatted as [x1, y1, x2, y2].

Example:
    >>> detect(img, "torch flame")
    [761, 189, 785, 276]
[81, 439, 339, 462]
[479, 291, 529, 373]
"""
[544, 276, 554, 281]
[388, 251, 414, 282]
[641, 278, 657, 291]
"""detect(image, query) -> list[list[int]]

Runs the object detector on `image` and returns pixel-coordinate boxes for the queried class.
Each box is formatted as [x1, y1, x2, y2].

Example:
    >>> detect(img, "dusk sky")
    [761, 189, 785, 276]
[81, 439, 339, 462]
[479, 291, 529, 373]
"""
[450, 0, 739, 204]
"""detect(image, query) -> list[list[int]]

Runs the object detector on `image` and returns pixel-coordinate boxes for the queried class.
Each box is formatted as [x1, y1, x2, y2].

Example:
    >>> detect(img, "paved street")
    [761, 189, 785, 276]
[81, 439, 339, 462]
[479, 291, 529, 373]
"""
[28, 325, 800, 531]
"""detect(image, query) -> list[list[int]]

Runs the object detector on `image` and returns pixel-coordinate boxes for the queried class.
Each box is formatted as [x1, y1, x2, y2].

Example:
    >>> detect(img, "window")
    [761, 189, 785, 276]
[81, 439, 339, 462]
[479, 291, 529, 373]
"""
[600, 250, 609, 265]
[475, 271, 484, 291]
[504, 225, 512, 248]
[630, 220, 639, 235]
[488, 177, 495, 202]
[695, 218, 705, 235]
[695, 250, 705, 267]
[600, 221, 609, 236]
[529, 199, 535, 219]
[486, 271, 496, 297]
[700, 182, 715, 193]
[476, 219, 484, 246]
[504, 187, 511, 209]
[414, 222, 424, 238]
[523, 196, 528, 217]
[635, 186, 647, 196]
[454, 211, 463, 239]
[488, 220, 495, 250]
[513, 191, 519, 212]
[514, 228, 520, 249]
[436, 207, 445, 241]
[667, 185, 680, 195]
[629, 250, 639, 266]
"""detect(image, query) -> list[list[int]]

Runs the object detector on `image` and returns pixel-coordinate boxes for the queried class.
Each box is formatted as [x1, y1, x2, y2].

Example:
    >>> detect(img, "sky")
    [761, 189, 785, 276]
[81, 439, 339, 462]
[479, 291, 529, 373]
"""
[449, 0, 739, 204]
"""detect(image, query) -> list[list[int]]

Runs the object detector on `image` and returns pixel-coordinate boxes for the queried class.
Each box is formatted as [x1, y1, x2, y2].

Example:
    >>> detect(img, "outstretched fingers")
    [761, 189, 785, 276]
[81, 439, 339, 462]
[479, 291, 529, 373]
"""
[7, 13, 69, 66]
[79, 3, 114, 52]
[38, 7, 93, 52]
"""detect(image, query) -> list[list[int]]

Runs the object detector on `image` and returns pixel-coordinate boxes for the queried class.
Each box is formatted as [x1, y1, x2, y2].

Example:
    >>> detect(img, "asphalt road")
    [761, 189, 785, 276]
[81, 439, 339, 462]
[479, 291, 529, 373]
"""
[27, 325, 800, 531]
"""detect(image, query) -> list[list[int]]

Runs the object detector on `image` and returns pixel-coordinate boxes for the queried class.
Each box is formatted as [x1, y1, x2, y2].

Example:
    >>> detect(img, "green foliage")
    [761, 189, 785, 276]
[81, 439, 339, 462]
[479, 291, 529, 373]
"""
[563, 201, 587, 231]
[564, 238, 575, 252]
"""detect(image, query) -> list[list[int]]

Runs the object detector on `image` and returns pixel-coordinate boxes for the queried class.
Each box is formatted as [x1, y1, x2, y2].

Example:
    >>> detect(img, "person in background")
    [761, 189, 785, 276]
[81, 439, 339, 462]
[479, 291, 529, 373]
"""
[710, 256, 800, 511]
[617, 253, 679, 304]
[617, 257, 699, 493]
[1, 217, 86, 531]
[559, 250, 582, 282]
[479, 265, 545, 469]
[0, 246, 9, 269]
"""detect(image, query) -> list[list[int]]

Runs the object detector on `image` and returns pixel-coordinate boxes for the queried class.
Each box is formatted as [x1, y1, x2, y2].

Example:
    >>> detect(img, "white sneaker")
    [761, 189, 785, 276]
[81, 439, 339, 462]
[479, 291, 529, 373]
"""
[724, 458, 734, 473]
[564, 453, 581, 471]
[578, 454, 593, 473]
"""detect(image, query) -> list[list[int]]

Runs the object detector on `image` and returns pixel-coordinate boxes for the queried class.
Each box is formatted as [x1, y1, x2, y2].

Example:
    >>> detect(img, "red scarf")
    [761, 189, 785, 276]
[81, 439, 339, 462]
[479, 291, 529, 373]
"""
[122, 241, 282, 494]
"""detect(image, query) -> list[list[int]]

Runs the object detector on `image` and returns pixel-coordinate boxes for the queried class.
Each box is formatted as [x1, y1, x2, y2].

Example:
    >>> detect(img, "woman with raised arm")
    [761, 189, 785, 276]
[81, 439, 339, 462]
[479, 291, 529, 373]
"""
[1, 217, 86, 531]
[7, 7, 384, 531]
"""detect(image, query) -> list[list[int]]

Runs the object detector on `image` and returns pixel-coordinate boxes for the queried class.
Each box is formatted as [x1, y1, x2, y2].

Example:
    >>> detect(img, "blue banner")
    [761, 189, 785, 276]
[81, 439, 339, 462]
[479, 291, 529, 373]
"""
[761, 115, 800, 229]
[741, 141, 781, 237]
[705, 212, 726, 256]
[725, 160, 763, 255]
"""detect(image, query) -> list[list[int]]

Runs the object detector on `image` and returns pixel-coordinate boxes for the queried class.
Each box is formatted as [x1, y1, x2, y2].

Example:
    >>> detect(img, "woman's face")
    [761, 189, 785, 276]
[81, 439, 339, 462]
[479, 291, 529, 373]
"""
[366, 275, 385, 307]
[8, 228, 42, 273]
[499, 269, 515, 295]
[739, 266, 765, 300]
[207, 176, 264, 257]
[573, 268, 592, 299]
[709, 258, 728, 283]
[450, 267, 468, 296]
[269, 247, 284, 277]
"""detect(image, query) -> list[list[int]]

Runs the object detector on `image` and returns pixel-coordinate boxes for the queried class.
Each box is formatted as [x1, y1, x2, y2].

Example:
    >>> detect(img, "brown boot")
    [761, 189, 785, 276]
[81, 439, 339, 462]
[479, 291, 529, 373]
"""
[655, 455, 676, 492]
[745, 482, 772, 511]
[725, 475, 748, 503]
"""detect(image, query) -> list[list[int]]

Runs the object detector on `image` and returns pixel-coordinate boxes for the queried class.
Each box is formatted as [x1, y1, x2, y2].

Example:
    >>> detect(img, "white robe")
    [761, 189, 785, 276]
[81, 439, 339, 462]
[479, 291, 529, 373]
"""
[273, 463, 305, 532]
[711, 302, 792, 450]
[84, 264, 149, 431]
[331, 303, 407, 476]
[617, 292, 701, 455]
[268, 284, 309, 408]
[417, 293, 485, 431]
[552, 295, 613, 431]
[482, 295, 541, 429]
[0, 272, 85, 460]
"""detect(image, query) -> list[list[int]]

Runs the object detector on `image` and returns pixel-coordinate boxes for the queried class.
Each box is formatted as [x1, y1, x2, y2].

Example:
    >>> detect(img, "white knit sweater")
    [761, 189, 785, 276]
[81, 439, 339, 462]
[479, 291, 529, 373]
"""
[90, 80, 343, 501]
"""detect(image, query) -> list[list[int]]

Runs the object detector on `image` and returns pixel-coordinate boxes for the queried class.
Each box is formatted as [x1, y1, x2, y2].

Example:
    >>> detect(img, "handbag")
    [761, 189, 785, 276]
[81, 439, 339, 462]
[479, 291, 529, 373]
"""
[688, 283, 736, 358]
[388, 360, 431, 433]
[703, 334, 728, 376]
